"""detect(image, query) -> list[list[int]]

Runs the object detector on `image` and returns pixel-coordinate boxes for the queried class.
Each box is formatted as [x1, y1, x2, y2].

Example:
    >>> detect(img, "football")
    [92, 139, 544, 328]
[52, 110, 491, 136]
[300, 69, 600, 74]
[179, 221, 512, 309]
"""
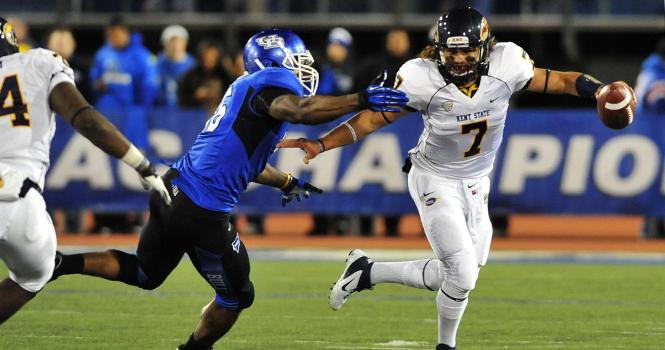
[596, 82, 635, 130]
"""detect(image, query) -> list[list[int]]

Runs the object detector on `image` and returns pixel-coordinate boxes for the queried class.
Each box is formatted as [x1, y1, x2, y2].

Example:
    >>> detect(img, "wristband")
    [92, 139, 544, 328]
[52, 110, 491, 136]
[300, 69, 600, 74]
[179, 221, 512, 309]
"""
[342, 121, 357, 143]
[575, 74, 605, 99]
[280, 174, 292, 190]
[316, 139, 326, 153]
[543, 69, 551, 93]
[381, 111, 393, 124]
[357, 90, 370, 110]
[120, 144, 149, 171]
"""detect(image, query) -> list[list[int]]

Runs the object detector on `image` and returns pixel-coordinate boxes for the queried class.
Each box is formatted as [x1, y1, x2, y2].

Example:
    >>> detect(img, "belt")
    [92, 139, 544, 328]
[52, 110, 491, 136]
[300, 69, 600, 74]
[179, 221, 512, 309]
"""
[19, 178, 41, 198]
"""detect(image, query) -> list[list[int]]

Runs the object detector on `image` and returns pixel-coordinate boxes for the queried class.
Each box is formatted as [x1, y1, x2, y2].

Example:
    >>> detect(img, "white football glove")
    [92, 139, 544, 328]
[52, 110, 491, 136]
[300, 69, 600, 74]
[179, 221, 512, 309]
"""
[139, 164, 172, 206]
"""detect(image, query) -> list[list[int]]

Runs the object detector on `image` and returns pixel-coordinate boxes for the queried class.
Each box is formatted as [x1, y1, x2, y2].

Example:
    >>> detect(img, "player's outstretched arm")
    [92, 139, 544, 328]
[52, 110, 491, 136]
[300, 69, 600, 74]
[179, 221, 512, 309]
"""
[527, 68, 636, 103]
[49, 82, 171, 206]
[268, 74, 409, 125]
[253, 164, 323, 207]
[277, 108, 410, 164]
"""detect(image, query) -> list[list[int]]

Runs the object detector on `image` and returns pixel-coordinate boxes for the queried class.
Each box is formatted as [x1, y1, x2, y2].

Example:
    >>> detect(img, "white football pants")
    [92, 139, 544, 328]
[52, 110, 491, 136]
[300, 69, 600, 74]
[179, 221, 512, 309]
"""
[0, 190, 57, 292]
[407, 165, 493, 294]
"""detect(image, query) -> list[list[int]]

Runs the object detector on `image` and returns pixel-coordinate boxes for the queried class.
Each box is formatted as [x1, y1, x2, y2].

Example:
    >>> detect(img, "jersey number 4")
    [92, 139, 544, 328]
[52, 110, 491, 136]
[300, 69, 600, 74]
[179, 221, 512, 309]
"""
[461, 119, 487, 157]
[0, 75, 30, 128]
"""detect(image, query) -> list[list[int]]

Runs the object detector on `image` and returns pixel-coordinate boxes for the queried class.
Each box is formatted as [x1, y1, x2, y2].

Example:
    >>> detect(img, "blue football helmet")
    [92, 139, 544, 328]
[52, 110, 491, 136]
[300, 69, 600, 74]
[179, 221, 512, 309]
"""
[435, 7, 493, 86]
[0, 17, 19, 58]
[243, 28, 319, 96]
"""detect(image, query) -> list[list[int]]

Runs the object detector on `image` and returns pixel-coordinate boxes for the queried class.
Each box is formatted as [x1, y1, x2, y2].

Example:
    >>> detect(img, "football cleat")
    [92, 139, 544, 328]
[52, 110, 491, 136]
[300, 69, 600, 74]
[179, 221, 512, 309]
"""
[329, 249, 374, 311]
[49, 251, 64, 282]
[435, 344, 457, 350]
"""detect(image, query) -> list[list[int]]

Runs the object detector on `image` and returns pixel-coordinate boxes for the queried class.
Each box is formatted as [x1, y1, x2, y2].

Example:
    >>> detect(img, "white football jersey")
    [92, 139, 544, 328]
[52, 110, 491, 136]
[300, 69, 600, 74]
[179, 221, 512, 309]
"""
[398, 42, 534, 179]
[0, 49, 75, 189]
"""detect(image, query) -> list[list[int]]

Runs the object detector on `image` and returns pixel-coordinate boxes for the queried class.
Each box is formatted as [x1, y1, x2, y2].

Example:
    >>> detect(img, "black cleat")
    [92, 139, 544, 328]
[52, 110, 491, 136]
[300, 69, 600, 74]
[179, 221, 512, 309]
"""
[329, 249, 374, 310]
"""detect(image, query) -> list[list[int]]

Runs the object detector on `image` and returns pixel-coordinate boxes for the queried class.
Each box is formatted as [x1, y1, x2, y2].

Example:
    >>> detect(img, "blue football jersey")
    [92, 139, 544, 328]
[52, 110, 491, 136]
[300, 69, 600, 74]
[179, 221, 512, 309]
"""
[172, 68, 305, 212]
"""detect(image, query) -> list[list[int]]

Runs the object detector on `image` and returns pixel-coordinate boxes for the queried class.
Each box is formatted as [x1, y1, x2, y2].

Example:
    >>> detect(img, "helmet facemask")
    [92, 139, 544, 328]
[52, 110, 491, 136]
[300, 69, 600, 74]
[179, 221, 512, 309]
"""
[280, 45, 319, 97]
[437, 40, 486, 86]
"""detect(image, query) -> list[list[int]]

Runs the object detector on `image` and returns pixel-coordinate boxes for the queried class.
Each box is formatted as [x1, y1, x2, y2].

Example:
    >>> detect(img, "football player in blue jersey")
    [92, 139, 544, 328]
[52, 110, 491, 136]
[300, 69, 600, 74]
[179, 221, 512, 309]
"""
[49, 28, 408, 350]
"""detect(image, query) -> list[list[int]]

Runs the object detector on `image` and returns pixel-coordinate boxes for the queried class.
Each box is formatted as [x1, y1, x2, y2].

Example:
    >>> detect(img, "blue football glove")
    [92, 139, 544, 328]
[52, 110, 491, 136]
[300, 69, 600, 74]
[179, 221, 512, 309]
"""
[281, 174, 323, 207]
[357, 70, 409, 113]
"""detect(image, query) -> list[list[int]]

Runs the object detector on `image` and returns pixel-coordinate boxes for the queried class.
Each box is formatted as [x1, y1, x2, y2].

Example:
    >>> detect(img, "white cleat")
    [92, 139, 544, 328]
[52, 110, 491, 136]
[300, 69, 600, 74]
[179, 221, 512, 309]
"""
[329, 249, 374, 311]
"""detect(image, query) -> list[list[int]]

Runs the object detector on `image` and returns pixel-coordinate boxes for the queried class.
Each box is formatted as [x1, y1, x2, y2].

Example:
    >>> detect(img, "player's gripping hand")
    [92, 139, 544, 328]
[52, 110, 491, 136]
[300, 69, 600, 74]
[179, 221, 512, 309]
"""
[281, 173, 323, 207]
[138, 164, 172, 206]
[357, 70, 409, 113]
[277, 138, 321, 164]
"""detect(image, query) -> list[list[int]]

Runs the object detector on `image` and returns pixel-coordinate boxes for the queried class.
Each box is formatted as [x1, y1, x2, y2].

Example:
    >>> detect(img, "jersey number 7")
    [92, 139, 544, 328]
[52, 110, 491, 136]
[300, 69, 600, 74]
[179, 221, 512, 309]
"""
[461, 119, 487, 157]
[0, 74, 30, 128]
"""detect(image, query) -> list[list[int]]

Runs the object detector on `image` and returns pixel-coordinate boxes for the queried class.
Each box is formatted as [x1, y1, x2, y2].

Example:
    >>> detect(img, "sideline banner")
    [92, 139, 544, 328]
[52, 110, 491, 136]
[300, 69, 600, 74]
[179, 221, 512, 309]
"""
[44, 108, 665, 215]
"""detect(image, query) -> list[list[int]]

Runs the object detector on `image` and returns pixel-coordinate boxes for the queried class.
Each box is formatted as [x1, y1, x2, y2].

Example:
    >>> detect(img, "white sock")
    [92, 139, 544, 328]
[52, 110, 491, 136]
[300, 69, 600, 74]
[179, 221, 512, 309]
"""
[370, 259, 444, 290]
[436, 288, 468, 347]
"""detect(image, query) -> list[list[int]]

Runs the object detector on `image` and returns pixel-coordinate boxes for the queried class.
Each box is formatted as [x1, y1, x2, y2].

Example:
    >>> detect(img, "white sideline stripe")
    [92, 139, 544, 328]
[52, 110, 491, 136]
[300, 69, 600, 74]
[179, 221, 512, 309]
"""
[22, 309, 157, 317]
[55, 247, 665, 264]
[2, 334, 87, 339]
[605, 86, 632, 110]
[41, 289, 665, 306]
[325, 347, 426, 350]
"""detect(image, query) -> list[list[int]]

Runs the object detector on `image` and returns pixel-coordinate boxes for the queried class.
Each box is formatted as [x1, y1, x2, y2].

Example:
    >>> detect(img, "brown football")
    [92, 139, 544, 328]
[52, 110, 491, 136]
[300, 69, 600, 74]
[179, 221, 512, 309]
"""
[596, 82, 635, 130]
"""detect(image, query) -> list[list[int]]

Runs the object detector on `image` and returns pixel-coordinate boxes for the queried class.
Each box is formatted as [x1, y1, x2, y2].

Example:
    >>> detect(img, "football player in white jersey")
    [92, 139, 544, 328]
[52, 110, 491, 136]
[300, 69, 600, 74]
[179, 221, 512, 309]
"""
[0, 17, 171, 326]
[278, 7, 636, 350]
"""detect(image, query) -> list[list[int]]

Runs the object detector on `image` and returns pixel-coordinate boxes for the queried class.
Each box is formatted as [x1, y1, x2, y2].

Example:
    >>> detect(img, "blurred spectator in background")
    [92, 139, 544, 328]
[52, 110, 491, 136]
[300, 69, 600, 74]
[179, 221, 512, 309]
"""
[635, 37, 665, 239]
[155, 25, 196, 108]
[351, 29, 413, 237]
[309, 27, 359, 235]
[46, 28, 94, 234]
[88, 15, 158, 233]
[179, 39, 232, 115]
[89, 14, 158, 150]
[222, 49, 246, 80]
[46, 28, 92, 102]
[354, 29, 411, 91]
[7, 17, 38, 52]
[317, 27, 356, 96]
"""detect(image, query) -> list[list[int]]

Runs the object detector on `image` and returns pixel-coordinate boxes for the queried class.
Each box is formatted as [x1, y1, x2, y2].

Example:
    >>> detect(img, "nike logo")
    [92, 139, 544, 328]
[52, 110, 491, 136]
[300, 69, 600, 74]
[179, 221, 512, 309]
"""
[340, 271, 363, 292]
[423, 191, 434, 197]
[467, 182, 479, 188]
[369, 86, 380, 90]
[490, 97, 499, 103]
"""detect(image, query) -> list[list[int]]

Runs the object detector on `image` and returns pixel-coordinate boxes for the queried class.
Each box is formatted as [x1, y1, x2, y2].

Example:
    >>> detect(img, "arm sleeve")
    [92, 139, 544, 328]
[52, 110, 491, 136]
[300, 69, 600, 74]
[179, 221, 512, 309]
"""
[251, 87, 296, 117]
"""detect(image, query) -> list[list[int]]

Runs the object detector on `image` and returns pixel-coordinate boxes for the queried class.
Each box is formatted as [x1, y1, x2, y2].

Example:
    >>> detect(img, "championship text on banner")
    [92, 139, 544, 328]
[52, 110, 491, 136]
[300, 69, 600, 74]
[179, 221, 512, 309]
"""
[44, 108, 665, 215]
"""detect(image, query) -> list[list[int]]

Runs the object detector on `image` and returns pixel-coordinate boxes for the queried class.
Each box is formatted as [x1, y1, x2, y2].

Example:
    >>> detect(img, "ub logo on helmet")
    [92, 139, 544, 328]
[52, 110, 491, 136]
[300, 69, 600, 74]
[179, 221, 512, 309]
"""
[0, 17, 20, 58]
[255, 35, 285, 49]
